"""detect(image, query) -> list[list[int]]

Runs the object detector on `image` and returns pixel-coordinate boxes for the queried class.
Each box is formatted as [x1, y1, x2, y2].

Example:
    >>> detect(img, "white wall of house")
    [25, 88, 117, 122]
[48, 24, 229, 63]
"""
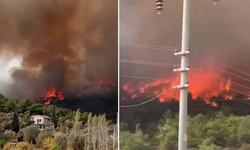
[30, 115, 52, 130]
[31, 115, 51, 124]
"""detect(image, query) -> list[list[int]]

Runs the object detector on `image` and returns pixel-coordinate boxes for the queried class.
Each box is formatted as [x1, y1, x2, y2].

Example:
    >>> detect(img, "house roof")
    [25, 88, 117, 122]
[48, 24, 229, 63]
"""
[31, 115, 51, 119]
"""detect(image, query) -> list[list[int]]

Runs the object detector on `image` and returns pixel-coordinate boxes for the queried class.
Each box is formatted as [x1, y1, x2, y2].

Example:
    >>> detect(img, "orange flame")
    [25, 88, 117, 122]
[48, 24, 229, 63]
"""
[42, 80, 116, 104]
[225, 79, 231, 92]
[43, 87, 64, 105]
[121, 67, 237, 107]
[204, 99, 218, 107]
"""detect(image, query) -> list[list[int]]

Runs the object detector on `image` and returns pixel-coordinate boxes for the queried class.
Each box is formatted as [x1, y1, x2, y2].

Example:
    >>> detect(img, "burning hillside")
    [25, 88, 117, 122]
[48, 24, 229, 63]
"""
[121, 61, 250, 107]
[41, 80, 116, 105]
[120, 0, 250, 108]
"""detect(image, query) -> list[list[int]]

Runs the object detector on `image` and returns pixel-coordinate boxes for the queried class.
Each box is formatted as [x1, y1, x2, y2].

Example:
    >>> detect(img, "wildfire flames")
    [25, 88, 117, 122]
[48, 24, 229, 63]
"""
[41, 80, 116, 105]
[121, 69, 241, 107]
[42, 87, 64, 105]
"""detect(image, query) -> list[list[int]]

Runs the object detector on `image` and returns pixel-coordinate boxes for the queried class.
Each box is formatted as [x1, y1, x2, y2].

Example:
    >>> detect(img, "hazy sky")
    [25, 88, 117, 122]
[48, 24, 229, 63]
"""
[120, 0, 250, 80]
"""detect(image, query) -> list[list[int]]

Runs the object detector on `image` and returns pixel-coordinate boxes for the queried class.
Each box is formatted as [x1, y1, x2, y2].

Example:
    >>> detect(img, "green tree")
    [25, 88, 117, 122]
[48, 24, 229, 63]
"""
[0, 139, 6, 148]
[120, 122, 129, 131]
[51, 106, 57, 129]
[10, 112, 20, 133]
[17, 130, 24, 142]
[120, 124, 150, 150]
[198, 139, 222, 150]
[0, 124, 4, 138]
[156, 115, 178, 149]
[16, 100, 32, 114]
[52, 145, 62, 150]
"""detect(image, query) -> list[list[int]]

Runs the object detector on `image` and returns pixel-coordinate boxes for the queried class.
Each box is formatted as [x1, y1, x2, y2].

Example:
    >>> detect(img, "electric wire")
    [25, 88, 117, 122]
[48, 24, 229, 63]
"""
[215, 67, 250, 83]
[120, 93, 163, 108]
[120, 59, 178, 67]
[120, 75, 171, 81]
[120, 42, 178, 50]
[216, 60, 250, 78]
[119, 74, 250, 107]
[120, 75, 180, 107]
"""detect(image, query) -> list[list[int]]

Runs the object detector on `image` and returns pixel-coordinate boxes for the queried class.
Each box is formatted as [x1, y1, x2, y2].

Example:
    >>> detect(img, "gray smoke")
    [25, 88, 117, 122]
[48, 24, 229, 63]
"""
[120, 0, 250, 85]
[0, 0, 118, 99]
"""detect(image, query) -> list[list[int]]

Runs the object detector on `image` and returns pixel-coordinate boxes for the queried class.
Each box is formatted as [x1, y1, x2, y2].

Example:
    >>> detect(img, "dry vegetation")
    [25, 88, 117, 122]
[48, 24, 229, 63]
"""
[0, 110, 118, 150]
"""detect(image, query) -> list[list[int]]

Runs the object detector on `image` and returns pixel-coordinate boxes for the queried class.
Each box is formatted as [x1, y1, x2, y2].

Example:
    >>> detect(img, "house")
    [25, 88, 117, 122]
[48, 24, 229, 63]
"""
[30, 115, 54, 130]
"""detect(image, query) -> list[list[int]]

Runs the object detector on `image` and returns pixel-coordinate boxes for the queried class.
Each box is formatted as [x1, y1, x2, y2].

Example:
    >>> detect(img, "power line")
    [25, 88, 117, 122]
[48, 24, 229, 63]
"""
[120, 93, 163, 108]
[215, 67, 250, 83]
[120, 75, 180, 108]
[121, 42, 178, 49]
[120, 73, 250, 93]
[216, 60, 250, 78]
[120, 75, 172, 81]
[120, 59, 178, 67]
[120, 107, 250, 112]
[119, 74, 250, 107]
[211, 80, 250, 105]
[120, 44, 176, 52]
[214, 75, 250, 91]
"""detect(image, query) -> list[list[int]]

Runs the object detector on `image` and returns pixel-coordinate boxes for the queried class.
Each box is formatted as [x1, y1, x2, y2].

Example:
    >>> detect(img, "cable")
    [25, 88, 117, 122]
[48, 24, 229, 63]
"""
[215, 67, 250, 83]
[120, 59, 178, 67]
[187, 65, 250, 91]
[121, 42, 178, 49]
[120, 44, 175, 52]
[216, 60, 250, 78]
[120, 75, 180, 108]
[214, 75, 250, 91]
[211, 80, 250, 106]
[120, 75, 173, 81]
[120, 74, 250, 107]
[120, 107, 250, 112]
[120, 93, 163, 108]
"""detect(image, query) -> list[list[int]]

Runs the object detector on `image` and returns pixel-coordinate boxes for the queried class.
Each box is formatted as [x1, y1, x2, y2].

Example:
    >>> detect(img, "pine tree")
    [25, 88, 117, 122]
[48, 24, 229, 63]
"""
[51, 106, 57, 129]
[11, 111, 20, 133]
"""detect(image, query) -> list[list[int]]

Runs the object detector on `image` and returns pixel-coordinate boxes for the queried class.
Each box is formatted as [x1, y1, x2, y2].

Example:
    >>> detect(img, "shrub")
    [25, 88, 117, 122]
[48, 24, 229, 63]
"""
[52, 145, 62, 150]
[198, 139, 222, 150]
[239, 144, 250, 150]
[0, 124, 4, 139]
[2, 121, 11, 130]
[3, 130, 16, 141]
[54, 132, 67, 150]
[23, 125, 40, 143]
[3, 142, 11, 150]
[0, 139, 6, 148]
[17, 141, 30, 150]
[43, 137, 56, 149]
[67, 131, 85, 150]
[17, 130, 24, 142]
[36, 126, 54, 146]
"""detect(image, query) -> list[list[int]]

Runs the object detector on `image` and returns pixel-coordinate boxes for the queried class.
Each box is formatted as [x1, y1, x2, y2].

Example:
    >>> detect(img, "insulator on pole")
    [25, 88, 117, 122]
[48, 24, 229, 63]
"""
[156, 0, 163, 15]
[212, 0, 219, 6]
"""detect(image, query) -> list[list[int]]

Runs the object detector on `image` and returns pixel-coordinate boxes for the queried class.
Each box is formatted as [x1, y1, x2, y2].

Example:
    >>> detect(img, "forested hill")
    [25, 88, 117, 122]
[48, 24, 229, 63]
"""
[120, 97, 250, 131]
[0, 94, 117, 122]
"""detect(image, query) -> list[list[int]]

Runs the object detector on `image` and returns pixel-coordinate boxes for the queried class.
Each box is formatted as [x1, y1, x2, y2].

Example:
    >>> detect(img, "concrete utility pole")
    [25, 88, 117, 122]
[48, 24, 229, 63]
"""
[173, 0, 191, 149]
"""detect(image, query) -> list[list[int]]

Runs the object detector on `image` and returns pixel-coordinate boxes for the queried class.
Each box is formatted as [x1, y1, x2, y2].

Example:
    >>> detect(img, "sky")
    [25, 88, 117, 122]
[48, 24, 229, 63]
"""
[120, 0, 250, 80]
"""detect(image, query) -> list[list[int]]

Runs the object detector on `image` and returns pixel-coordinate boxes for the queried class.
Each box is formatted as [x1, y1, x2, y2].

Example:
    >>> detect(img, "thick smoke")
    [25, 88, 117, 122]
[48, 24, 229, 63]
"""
[120, 0, 250, 86]
[0, 0, 118, 99]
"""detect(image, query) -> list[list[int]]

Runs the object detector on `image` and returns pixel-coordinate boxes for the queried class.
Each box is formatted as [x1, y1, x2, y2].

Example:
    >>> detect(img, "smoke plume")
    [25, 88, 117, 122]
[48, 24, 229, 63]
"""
[0, 0, 118, 99]
[120, 0, 250, 89]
